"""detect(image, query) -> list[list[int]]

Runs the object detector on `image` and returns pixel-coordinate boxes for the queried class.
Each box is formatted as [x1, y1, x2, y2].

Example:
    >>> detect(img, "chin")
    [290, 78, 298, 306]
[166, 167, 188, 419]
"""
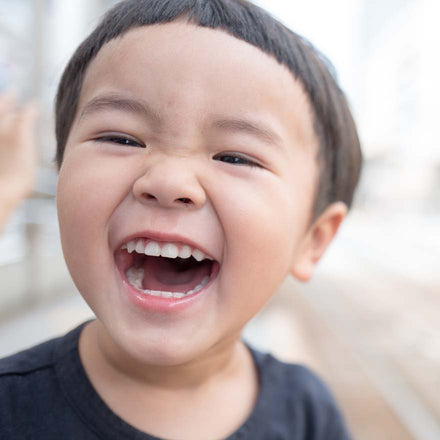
[101, 317, 211, 368]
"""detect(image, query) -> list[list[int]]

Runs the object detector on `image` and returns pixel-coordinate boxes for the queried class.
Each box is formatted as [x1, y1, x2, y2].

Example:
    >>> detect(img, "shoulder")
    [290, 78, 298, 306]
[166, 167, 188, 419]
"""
[0, 322, 86, 377]
[0, 323, 86, 395]
[249, 347, 352, 440]
[252, 348, 334, 402]
[0, 330, 73, 399]
[0, 324, 87, 439]
[0, 337, 60, 377]
[0, 337, 60, 432]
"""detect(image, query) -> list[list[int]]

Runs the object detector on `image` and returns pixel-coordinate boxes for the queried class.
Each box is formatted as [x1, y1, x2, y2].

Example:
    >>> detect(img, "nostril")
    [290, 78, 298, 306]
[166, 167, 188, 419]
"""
[139, 192, 194, 206]
[142, 193, 157, 201]
[177, 198, 192, 204]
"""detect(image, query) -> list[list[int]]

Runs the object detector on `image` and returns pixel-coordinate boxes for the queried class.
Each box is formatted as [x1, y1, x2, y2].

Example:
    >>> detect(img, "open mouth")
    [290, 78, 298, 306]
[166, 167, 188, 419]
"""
[117, 238, 217, 300]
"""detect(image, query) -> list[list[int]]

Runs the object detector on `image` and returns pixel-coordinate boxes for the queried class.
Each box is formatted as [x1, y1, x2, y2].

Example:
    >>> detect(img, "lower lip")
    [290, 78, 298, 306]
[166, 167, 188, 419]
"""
[116, 261, 219, 313]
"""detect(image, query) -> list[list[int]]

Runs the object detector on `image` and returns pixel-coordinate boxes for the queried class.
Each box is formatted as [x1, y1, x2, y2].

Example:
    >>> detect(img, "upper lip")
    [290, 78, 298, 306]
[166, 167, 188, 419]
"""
[115, 230, 216, 261]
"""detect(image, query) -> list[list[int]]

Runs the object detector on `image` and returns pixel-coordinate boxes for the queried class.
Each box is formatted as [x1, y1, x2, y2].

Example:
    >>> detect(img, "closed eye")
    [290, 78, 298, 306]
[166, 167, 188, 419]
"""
[92, 134, 145, 148]
[213, 153, 260, 168]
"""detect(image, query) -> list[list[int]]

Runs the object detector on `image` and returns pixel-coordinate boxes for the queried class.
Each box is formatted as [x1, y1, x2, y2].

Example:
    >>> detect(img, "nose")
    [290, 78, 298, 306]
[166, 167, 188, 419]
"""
[132, 156, 206, 209]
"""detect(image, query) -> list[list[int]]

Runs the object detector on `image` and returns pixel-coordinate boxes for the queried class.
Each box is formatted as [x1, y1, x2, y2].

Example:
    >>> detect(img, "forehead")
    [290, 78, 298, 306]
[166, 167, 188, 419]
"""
[78, 22, 317, 151]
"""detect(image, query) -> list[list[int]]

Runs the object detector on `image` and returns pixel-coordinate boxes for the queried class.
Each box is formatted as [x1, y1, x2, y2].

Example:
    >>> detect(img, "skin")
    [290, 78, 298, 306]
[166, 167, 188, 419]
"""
[57, 22, 346, 440]
[0, 92, 37, 233]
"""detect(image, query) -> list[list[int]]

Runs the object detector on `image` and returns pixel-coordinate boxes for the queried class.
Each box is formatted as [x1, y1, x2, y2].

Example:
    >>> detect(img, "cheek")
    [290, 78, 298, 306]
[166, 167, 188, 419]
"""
[57, 159, 102, 242]
[57, 166, 95, 291]
[57, 150, 129, 233]
[56, 154, 124, 288]
[214, 162, 316, 294]
[216, 178, 304, 291]
[230, 177, 307, 243]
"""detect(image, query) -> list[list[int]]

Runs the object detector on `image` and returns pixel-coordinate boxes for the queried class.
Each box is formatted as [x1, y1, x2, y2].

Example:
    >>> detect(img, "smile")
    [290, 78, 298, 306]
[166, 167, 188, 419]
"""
[118, 238, 218, 300]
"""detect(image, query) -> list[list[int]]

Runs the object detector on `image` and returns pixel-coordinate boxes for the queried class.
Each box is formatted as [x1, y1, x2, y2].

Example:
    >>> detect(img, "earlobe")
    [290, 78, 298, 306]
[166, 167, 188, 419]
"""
[290, 202, 347, 282]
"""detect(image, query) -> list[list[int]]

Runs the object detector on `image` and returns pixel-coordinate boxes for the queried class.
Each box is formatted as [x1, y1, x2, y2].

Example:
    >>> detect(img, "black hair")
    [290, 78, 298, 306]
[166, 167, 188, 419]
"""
[55, 0, 362, 220]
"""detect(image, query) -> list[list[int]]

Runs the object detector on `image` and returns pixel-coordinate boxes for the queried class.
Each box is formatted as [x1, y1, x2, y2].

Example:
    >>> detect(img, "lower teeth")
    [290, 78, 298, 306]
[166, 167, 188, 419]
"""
[126, 267, 210, 299]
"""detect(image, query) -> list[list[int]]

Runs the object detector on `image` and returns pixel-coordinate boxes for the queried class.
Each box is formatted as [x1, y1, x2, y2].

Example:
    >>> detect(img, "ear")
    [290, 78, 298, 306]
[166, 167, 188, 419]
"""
[290, 202, 347, 282]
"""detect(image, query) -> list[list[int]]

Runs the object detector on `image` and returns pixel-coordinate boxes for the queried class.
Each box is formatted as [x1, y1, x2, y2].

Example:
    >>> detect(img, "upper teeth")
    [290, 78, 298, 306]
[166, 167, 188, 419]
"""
[122, 239, 212, 262]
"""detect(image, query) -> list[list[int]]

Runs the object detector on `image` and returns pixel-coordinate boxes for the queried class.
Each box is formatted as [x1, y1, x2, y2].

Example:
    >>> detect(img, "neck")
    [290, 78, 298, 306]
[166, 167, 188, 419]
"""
[78, 320, 258, 440]
[80, 320, 249, 391]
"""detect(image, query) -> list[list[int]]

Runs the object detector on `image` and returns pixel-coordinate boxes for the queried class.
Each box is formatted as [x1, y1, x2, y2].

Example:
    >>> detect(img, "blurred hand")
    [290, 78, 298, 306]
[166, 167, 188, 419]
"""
[0, 91, 38, 231]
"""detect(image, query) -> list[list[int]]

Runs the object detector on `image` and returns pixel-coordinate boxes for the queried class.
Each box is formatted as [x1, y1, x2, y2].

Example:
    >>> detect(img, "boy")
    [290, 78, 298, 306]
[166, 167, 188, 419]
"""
[0, 0, 362, 438]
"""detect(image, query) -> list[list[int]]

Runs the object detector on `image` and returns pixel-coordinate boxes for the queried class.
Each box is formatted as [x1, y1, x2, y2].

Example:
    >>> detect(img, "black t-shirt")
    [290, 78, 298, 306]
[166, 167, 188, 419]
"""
[0, 322, 351, 439]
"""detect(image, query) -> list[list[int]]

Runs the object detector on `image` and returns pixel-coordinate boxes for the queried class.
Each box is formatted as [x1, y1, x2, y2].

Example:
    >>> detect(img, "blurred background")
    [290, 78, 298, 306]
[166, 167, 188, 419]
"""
[0, 0, 439, 439]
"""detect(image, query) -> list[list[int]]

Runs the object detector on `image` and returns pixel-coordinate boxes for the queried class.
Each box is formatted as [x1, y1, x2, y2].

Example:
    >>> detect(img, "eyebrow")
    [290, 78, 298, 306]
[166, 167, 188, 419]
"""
[79, 95, 283, 148]
[79, 94, 162, 123]
[211, 117, 283, 148]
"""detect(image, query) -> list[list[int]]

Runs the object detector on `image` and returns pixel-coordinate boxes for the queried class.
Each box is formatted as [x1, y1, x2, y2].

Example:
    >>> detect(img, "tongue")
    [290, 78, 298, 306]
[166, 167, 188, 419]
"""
[142, 256, 211, 293]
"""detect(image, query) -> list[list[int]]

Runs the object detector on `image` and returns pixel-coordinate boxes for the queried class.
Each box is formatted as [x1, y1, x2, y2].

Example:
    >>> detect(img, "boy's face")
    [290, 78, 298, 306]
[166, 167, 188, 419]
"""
[57, 23, 320, 365]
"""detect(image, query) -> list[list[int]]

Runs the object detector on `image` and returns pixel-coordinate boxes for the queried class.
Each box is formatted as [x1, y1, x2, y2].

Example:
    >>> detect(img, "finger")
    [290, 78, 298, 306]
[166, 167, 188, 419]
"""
[0, 101, 37, 138]
[4, 102, 38, 194]
[0, 92, 20, 133]
[16, 103, 39, 156]
[0, 111, 20, 135]
[0, 90, 17, 114]
[16, 101, 38, 131]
